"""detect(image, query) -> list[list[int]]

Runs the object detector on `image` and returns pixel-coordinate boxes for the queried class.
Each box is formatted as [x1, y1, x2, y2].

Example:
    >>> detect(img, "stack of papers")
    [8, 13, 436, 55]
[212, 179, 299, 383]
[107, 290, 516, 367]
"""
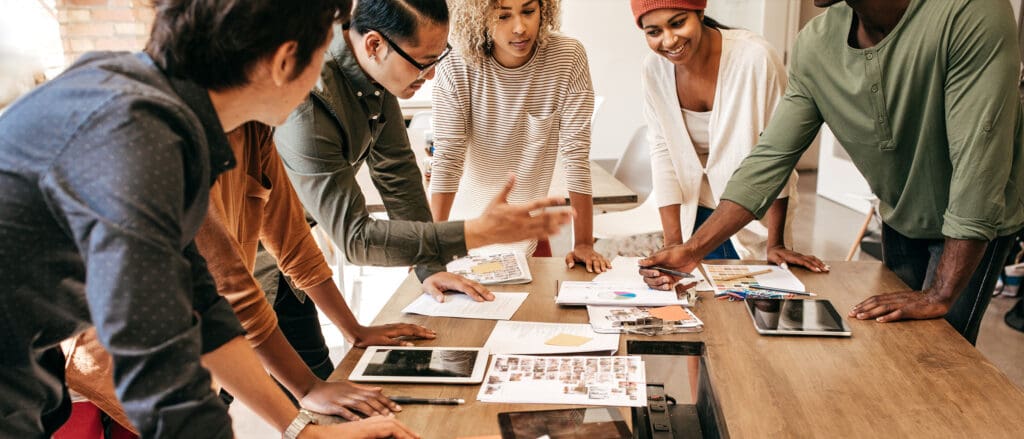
[586, 305, 703, 334]
[477, 355, 647, 407]
[401, 292, 528, 320]
[446, 252, 532, 284]
[556, 281, 689, 306]
[594, 256, 713, 292]
[702, 264, 805, 293]
[482, 321, 620, 355]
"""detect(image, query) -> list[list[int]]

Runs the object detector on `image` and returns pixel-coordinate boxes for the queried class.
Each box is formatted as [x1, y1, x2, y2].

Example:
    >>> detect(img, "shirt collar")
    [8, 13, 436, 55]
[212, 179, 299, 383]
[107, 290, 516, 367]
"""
[329, 30, 385, 101]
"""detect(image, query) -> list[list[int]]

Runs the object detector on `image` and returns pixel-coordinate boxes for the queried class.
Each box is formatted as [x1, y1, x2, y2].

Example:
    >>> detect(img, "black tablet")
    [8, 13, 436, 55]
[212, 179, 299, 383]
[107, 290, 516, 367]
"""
[498, 407, 631, 439]
[745, 299, 852, 337]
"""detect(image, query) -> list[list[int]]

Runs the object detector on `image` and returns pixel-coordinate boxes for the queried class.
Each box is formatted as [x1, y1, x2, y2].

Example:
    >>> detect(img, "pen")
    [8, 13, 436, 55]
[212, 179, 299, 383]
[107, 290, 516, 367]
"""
[747, 285, 817, 296]
[643, 265, 695, 278]
[389, 396, 465, 405]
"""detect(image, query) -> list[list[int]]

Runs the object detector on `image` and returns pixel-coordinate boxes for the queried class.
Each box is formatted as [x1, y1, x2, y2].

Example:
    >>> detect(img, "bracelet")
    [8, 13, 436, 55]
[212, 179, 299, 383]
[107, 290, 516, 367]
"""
[282, 409, 316, 439]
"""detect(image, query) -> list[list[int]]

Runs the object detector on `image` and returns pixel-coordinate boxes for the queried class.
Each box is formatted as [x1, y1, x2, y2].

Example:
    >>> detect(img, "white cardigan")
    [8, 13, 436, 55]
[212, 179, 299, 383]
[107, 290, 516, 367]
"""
[642, 29, 798, 259]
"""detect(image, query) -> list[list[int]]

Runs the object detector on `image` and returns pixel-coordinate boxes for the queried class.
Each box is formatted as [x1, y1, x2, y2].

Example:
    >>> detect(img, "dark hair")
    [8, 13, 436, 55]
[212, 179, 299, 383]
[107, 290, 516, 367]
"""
[145, 0, 352, 90]
[703, 15, 731, 30]
[351, 0, 449, 45]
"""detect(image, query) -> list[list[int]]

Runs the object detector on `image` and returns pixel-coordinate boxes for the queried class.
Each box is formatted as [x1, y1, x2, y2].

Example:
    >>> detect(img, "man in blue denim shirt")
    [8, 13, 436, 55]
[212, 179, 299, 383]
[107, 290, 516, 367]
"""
[0, 2, 422, 438]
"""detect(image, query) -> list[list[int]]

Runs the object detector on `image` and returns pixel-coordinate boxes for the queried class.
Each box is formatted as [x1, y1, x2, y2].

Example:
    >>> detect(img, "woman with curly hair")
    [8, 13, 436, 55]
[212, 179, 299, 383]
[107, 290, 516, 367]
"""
[631, 0, 827, 274]
[429, 0, 611, 273]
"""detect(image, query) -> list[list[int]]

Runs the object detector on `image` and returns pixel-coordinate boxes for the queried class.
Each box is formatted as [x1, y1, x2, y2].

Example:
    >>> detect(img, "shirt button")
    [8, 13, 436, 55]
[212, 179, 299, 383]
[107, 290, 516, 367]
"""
[374, 90, 381, 96]
[870, 84, 879, 93]
[866, 53, 874, 60]
[356, 91, 363, 97]
[223, 160, 231, 166]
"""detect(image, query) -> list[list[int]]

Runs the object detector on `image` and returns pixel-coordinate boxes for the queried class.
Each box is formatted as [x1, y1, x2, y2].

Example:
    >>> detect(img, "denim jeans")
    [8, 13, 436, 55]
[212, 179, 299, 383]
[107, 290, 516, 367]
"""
[274, 275, 334, 381]
[695, 206, 740, 260]
[880, 223, 1018, 344]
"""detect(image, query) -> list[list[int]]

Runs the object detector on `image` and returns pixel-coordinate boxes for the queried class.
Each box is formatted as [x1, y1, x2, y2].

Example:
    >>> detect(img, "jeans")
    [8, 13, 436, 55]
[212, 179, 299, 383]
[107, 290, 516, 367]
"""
[694, 206, 740, 260]
[880, 223, 1018, 344]
[274, 274, 334, 381]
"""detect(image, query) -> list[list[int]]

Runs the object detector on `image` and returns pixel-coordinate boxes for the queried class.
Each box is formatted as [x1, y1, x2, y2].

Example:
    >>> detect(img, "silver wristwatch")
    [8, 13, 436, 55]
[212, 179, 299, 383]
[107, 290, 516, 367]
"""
[283, 409, 317, 439]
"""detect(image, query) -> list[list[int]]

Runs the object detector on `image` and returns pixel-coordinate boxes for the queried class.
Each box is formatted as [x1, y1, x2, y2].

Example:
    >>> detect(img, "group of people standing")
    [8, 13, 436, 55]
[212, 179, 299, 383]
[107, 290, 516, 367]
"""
[1, 0, 1021, 438]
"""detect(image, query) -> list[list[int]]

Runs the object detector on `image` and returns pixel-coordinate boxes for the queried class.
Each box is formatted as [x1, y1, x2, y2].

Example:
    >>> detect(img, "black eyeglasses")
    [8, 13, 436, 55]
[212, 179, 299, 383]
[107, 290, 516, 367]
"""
[368, 28, 452, 80]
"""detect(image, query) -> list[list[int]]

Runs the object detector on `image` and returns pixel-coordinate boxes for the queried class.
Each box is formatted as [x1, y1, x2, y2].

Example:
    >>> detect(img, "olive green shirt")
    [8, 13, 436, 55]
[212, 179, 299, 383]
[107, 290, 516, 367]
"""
[275, 32, 466, 280]
[722, 0, 1024, 241]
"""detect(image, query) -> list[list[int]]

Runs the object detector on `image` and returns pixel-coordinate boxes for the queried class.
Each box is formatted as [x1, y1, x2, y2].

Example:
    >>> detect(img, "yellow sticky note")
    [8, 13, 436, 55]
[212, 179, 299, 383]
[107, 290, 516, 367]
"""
[472, 262, 503, 274]
[647, 306, 688, 321]
[545, 333, 592, 347]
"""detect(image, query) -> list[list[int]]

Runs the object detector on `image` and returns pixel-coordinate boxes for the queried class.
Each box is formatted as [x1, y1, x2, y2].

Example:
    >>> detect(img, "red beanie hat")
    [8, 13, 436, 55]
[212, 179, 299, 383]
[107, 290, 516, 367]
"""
[631, 0, 708, 28]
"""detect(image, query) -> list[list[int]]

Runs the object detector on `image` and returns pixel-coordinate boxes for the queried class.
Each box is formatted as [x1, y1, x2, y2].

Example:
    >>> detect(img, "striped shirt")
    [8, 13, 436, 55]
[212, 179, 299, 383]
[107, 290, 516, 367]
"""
[430, 33, 594, 255]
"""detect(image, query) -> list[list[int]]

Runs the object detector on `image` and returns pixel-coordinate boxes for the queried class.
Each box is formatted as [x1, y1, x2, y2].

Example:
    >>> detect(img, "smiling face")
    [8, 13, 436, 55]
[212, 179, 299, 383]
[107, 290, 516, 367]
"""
[640, 9, 706, 67]
[489, 0, 542, 68]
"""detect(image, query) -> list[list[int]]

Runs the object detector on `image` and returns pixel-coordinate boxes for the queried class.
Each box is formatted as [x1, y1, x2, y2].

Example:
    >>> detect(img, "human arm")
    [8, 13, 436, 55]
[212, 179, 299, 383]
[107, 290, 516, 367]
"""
[564, 191, 610, 272]
[659, 204, 683, 246]
[764, 197, 828, 272]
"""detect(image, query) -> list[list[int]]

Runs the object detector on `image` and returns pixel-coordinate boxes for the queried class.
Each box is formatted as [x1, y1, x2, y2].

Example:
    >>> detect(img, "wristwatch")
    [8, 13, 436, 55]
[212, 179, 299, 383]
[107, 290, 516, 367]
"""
[283, 409, 317, 439]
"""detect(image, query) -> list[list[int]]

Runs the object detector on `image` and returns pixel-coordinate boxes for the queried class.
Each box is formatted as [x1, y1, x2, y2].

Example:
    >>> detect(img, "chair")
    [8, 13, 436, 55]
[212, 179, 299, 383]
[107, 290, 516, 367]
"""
[591, 95, 605, 125]
[611, 126, 653, 202]
[593, 126, 663, 242]
[408, 110, 433, 130]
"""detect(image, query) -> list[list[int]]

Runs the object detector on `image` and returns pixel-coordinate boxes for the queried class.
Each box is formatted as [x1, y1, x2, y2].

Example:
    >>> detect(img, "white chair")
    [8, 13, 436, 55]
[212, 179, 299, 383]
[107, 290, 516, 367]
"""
[611, 126, 653, 202]
[591, 95, 605, 125]
[593, 126, 663, 242]
[408, 110, 433, 130]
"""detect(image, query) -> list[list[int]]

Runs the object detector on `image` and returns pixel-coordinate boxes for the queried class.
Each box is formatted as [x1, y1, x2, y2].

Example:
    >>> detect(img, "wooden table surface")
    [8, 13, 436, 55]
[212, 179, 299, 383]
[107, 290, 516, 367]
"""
[355, 129, 638, 213]
[329, 259, 1024, 438]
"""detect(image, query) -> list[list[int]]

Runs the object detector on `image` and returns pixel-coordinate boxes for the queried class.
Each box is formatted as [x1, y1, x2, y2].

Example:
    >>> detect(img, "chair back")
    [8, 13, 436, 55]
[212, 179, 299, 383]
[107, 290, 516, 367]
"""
[612, 126, 652, 202]
[408, 111, 433, 130]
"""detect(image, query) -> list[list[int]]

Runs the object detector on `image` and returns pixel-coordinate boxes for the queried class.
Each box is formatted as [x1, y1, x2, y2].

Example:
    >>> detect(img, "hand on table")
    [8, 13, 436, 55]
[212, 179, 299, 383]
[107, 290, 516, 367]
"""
[299, 380, 400, 420]
[468, 175, 573, 245]
[301, 416, 420, 439]
[637, 244, 701, 290]
[767, 246, 830, 273]
[422, 272, 493, 303]
[351, 323, 436, 347]
[848, 290, 951, 323]
[565, 244, 611, 273]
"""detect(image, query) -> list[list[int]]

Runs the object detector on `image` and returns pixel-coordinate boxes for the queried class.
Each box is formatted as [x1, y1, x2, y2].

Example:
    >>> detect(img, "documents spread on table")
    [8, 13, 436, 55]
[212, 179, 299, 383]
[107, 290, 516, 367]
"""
[482, 321, 619, 355]
[594, 256, 713, 292]
[447, 252, 532, 284]
[702, 264, 806, 293]
[477, 355, 647, 406]
[556, 281, 689, 306]
[587, 305, 703, 334]
[402, 292, 529, 320]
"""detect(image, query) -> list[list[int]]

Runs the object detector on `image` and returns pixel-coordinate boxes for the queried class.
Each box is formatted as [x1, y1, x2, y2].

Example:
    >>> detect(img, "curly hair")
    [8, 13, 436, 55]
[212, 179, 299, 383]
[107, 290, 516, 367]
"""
[449, 0, 561, 70]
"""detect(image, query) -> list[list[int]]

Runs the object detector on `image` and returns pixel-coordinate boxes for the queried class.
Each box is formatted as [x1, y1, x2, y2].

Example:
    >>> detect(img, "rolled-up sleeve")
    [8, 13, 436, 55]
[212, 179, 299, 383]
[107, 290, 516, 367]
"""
[558, 43, 594, 196]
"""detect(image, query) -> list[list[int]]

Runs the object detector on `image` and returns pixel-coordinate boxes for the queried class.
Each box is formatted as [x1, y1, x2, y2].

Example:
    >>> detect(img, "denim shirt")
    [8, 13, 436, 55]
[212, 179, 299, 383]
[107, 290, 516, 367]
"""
[0, 51, 243, 438]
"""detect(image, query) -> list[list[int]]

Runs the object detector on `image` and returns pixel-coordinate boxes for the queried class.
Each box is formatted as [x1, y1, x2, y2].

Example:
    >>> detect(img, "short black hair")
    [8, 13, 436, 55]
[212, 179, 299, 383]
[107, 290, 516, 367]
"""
[351, 0, 449, 44]
[145, 0, 352, 91]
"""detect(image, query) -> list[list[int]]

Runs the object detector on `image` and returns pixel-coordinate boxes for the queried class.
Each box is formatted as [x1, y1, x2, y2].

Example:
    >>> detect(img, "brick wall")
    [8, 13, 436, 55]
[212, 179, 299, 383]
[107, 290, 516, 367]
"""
[56, 0, 155, 66]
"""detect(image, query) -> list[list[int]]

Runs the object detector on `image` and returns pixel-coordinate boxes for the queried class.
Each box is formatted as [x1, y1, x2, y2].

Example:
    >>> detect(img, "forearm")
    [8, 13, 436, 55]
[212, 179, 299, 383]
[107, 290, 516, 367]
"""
[658, 204, 683, 245]
[569, 192, 594, 246]
[252, 328, 322, 402]
[431, 192, 455, 222]
[303, 278, 363, 341]
[202, 336, 298, 433]
[928, 238, 989, 302]
[765, 197, 789, 249]
[681, 200, 755, 255]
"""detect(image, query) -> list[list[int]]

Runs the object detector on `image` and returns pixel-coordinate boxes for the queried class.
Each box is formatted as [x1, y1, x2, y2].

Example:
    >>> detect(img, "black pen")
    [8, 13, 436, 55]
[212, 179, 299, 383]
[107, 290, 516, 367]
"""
[642, 265, 695, 278]
[390, 396, 465, 405]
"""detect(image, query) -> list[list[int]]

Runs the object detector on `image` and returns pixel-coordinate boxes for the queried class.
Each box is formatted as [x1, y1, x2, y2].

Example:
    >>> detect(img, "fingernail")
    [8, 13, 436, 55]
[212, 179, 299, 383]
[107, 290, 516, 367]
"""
[395, 405, 402, 411]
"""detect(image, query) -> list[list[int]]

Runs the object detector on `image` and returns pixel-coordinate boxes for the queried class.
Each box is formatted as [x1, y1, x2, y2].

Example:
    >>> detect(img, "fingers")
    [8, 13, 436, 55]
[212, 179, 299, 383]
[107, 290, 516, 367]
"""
[355, 391, 390, 417]
[333, 406, 361, 422]
[423, 282, 446, 303]
[875, 308, 904, 323]
[521, 196, 566, 212]
[565, 251, 576, 269]
[640, 269, 676, 290]
[489, 174, 517, 207]
[367, 416, 420, 439]
[390, 323, 436, 340]
[454, 279, 493, 302]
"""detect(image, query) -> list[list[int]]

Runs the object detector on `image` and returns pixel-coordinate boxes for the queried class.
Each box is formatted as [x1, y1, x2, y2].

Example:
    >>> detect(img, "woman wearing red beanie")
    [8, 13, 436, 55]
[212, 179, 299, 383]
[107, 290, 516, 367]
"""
[631, 0, 827, 270]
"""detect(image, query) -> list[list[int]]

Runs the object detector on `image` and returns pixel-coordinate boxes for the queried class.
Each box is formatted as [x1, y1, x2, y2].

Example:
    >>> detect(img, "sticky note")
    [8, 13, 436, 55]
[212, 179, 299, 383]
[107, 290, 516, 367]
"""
[647, 305, 688, 321]
[472, 262, 503, 274]
[544, 333, 592, 347]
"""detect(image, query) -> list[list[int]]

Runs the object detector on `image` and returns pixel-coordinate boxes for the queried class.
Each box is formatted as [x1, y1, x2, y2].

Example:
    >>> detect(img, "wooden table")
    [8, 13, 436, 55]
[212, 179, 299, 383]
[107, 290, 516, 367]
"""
[355, 129, 638, 213]
[329, 259, 1024, 438]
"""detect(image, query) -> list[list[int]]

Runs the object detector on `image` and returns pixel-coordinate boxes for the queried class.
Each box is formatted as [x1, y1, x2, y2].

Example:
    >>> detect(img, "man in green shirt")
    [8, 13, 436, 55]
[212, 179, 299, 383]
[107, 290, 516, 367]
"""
[275, 1, 570, 301]
[639, 0, 1024, 344]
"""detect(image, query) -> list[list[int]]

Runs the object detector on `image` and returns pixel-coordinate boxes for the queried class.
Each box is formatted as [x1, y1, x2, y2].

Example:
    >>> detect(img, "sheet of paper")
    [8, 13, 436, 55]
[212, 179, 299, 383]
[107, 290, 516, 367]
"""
[594, 256, 713, 292]
[401, 292, 528, 320]
[477, 355, 647, 407]
[446, 252, 532, 284]
[483, 321, 619, 355]
[556, 281, 688, 306]
[545, 333, 593, 347]
[586, 305, 703, 334]
[701, 264, 806, 292]
[647, 305, 689, 321]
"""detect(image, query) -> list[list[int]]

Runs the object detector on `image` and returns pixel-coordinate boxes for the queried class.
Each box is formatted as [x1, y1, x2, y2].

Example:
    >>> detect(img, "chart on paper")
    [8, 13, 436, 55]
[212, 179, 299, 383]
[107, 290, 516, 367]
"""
[701, 264, 805, 292]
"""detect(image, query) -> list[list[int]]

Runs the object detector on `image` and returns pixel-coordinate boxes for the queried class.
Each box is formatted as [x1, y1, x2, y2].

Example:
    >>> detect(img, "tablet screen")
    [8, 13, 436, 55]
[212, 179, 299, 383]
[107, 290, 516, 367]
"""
[746, 299, 850, 335]
[498, 407, 631, 439]
[363, 348, 479, 377]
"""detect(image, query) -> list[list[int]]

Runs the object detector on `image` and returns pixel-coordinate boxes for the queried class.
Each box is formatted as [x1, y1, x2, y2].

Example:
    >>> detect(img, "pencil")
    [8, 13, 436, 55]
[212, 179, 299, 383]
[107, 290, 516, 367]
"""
[716, 268, 772, 282]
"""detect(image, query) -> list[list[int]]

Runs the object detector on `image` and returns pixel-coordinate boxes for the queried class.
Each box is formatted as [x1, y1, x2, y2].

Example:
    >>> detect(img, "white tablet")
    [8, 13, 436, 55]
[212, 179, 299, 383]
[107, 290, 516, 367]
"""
[745, 299, 852, 337]
[349, 346, 489, 384]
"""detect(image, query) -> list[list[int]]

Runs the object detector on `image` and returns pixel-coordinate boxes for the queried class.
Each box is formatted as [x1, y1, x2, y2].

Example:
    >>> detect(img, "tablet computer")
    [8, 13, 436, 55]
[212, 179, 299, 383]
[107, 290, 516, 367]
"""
[498, 407, 631, 439]
[745, 299, 852, 337]
[349, 346, 489, 384]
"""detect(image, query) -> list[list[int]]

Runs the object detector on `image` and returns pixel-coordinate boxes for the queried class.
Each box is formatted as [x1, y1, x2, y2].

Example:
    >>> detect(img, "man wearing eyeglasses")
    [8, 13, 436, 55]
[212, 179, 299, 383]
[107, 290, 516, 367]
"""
[273, 0, 572, 357]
